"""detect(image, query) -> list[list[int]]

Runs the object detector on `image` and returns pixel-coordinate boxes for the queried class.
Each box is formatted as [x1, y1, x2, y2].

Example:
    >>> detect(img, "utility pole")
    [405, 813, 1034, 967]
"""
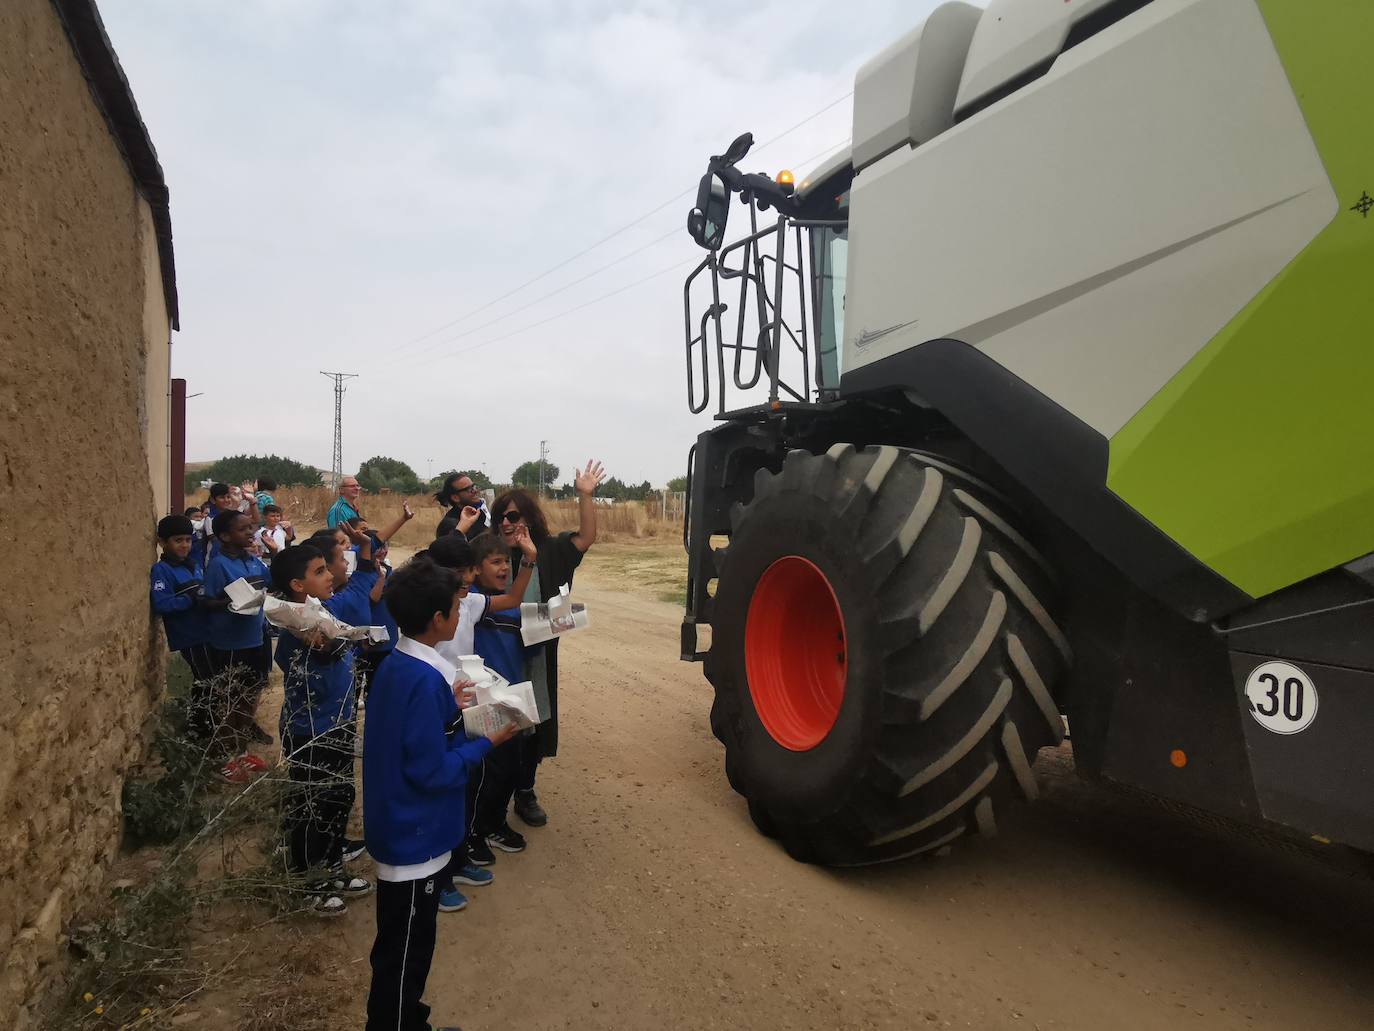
[320, 371, 358, 489]
[538, 439, 550, 498]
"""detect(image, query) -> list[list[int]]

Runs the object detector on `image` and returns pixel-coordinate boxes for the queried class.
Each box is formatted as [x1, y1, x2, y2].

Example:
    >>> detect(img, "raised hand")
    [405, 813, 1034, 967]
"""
[457, 505, 481, 534]
[575, 460, 607, 497]
[339, 521, 369, 545]
[403, 500, 414, 521]
[512, 523, 537, 560]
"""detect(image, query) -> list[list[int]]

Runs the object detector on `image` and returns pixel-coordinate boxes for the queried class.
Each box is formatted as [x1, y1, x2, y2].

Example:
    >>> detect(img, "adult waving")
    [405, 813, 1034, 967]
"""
[490, 460, 607, 826]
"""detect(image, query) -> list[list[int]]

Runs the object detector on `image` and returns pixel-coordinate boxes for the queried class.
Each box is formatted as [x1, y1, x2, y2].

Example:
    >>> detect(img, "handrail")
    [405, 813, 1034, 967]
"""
[682, 195, 820, 416]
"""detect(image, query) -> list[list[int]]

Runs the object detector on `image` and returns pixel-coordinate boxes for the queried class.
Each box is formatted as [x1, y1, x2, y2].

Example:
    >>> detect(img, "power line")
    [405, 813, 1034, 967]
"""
[398, 136, 853, 370]
[390, 92, 854, 356]
[419, 254, 699, 369]
[406, 224, 682, 361]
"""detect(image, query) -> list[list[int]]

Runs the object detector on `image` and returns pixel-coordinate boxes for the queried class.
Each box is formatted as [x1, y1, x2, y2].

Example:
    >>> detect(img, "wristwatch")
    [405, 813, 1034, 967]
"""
[521, 558, 536, 569]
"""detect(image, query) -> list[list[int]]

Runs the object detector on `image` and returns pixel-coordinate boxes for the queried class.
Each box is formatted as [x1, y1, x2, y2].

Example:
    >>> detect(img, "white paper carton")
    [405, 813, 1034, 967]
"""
[519, 584, 590, 646]
[455, 654, 549, 737]
[261, 594, 385, 643]
[224, 577, 266, 614]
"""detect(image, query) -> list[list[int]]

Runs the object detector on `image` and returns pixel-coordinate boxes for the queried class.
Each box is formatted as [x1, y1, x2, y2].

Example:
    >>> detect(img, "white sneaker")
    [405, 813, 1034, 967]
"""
[328, 874, 373, 897]
[309, 893, 347, 918]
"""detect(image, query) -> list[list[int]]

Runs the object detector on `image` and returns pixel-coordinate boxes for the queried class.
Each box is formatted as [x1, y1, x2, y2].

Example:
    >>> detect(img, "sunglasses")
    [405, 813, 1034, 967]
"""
[498, 511, 523, 524]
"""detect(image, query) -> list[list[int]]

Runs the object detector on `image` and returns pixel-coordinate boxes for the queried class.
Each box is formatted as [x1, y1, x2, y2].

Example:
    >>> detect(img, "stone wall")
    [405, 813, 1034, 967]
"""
[0, 0, 171, 1022]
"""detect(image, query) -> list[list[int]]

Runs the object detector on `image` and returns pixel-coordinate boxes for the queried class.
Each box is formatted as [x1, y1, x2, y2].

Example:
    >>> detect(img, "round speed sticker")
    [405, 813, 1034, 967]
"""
[1244, 661, 1318, 735]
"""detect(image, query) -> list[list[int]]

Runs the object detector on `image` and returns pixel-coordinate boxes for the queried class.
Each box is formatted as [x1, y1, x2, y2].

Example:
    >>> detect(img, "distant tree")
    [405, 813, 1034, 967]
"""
[357, 455, 423, 495]
[428, 467, 500, 500]
[599, 476, 630, 501]
[455, 468, 494, 491]
[187, 454, 322, 493]
[511, 459, 560, 492]
[666, 475, 689, 493]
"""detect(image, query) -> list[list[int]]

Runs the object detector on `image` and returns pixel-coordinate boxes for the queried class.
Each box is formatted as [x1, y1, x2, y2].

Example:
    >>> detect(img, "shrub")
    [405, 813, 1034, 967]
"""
[357, 455, 422, 495]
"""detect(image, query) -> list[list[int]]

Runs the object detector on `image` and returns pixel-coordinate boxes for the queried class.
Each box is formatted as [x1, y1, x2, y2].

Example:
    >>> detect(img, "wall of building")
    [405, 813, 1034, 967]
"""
[0, 0, 171, 1023]
[139, 198, 173, 515]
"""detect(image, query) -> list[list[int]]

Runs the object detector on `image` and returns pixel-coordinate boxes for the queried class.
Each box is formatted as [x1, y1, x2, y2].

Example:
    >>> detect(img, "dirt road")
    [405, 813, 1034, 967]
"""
[343, 550, 1374, 1030]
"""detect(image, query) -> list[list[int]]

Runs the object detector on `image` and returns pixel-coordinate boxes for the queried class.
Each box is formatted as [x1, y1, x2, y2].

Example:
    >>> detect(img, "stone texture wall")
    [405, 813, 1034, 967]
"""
[0, 0, 170, 1023]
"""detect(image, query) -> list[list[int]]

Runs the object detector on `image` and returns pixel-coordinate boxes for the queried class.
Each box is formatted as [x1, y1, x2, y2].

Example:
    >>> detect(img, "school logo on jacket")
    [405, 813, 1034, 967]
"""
[153, 580, 167, 592]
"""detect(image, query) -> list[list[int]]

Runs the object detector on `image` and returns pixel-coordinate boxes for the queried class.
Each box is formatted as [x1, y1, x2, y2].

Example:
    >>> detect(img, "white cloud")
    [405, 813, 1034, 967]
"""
[100, 0, 942, 485]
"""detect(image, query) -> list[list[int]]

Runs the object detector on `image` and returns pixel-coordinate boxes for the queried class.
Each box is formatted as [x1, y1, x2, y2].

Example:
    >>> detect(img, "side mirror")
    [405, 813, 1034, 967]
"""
[687, 171, 730, 250]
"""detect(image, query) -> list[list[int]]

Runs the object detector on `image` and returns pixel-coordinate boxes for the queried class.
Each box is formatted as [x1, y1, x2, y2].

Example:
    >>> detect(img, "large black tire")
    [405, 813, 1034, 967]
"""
[705, 444, 1071, 865]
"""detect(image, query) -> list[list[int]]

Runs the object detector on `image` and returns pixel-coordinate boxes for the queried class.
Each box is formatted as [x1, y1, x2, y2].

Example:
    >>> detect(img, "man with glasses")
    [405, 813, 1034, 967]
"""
[436, 472, 490, 540]
[327, 475, 364, 529]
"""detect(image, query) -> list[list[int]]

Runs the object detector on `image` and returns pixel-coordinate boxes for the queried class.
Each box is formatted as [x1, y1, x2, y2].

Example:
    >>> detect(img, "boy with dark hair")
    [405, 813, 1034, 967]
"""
[308, 523, 377, 628]
[205, 482, 258, 563]
[467, 532, 541, 863]
[202, 510, 273, 759]
[271, 544, 371, 916]
[255, 504, 294, 563]
[426, 528, 536, 910]
[355, 530, 396, 701]
[151, 515, 214, 736]
[363, 561, 518, 1031]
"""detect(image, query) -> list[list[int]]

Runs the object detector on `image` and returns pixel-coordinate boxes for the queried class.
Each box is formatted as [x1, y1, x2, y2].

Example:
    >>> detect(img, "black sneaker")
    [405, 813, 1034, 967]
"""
[486, 823, 526, 854]
[341, 838, 367, 863]
[467, 837, 496, 866]
[513, 789, 547, 827]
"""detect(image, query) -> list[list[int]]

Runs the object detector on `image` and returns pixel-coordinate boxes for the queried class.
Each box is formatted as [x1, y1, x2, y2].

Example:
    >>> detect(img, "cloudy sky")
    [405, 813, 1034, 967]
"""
[100, 0, 940, 487]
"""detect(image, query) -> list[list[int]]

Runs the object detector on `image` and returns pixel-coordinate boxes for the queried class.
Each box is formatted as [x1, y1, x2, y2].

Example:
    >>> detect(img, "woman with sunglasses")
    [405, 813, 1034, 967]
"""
[489, 459, 607, 827]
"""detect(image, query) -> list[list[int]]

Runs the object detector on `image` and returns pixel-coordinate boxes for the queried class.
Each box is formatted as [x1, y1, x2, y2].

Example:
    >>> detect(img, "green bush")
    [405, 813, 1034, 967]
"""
[186, 454, 322, 493]
[358, 455, 423, 494]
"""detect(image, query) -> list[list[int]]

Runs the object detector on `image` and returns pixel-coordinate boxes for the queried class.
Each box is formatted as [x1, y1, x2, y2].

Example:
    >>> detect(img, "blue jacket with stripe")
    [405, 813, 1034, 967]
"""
[150, 555, 207, 652]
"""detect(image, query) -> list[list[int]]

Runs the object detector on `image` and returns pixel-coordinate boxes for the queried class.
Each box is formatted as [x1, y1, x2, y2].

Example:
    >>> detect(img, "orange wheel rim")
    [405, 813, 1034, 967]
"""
[745, 556, 847, 751]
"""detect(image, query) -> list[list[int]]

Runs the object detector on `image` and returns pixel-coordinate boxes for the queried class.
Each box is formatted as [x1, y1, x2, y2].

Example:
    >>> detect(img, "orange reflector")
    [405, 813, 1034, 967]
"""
[775, 169, 795, 186]
[770, 400, 782, 411]
[1169, 749, 1187, 768]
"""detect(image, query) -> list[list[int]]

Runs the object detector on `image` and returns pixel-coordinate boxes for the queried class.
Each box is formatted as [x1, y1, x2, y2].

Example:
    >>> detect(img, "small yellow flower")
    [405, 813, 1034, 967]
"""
[141, 1008, 152, 1016]
[95, 1006, 104, 1015]
[83, 992, 94, 1003]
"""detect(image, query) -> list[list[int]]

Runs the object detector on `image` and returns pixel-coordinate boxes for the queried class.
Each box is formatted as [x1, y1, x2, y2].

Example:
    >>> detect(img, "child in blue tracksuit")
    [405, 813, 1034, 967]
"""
[363, 560, 517, 1031]
[271, 544, 372, 917]
[355, 530, 397, 700]
[201, 510, 273, 753]
[467, 533, 541, 863]
[151, 515, 213, 735]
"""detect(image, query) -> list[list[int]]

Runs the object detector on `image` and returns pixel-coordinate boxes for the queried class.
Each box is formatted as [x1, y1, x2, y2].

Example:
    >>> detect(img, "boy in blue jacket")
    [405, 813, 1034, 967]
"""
[151, 515, 213, 736]
[307, 524, 378, 629]
[363, 560, 518, 1031]
[467, 533, 540, 864]
[271, 545, 372, 917]
[201, 510, 273, 756]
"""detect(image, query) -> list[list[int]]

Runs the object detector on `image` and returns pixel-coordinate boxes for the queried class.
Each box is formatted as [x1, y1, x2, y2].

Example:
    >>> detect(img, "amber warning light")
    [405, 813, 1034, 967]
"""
[775, 169, 795, 194]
